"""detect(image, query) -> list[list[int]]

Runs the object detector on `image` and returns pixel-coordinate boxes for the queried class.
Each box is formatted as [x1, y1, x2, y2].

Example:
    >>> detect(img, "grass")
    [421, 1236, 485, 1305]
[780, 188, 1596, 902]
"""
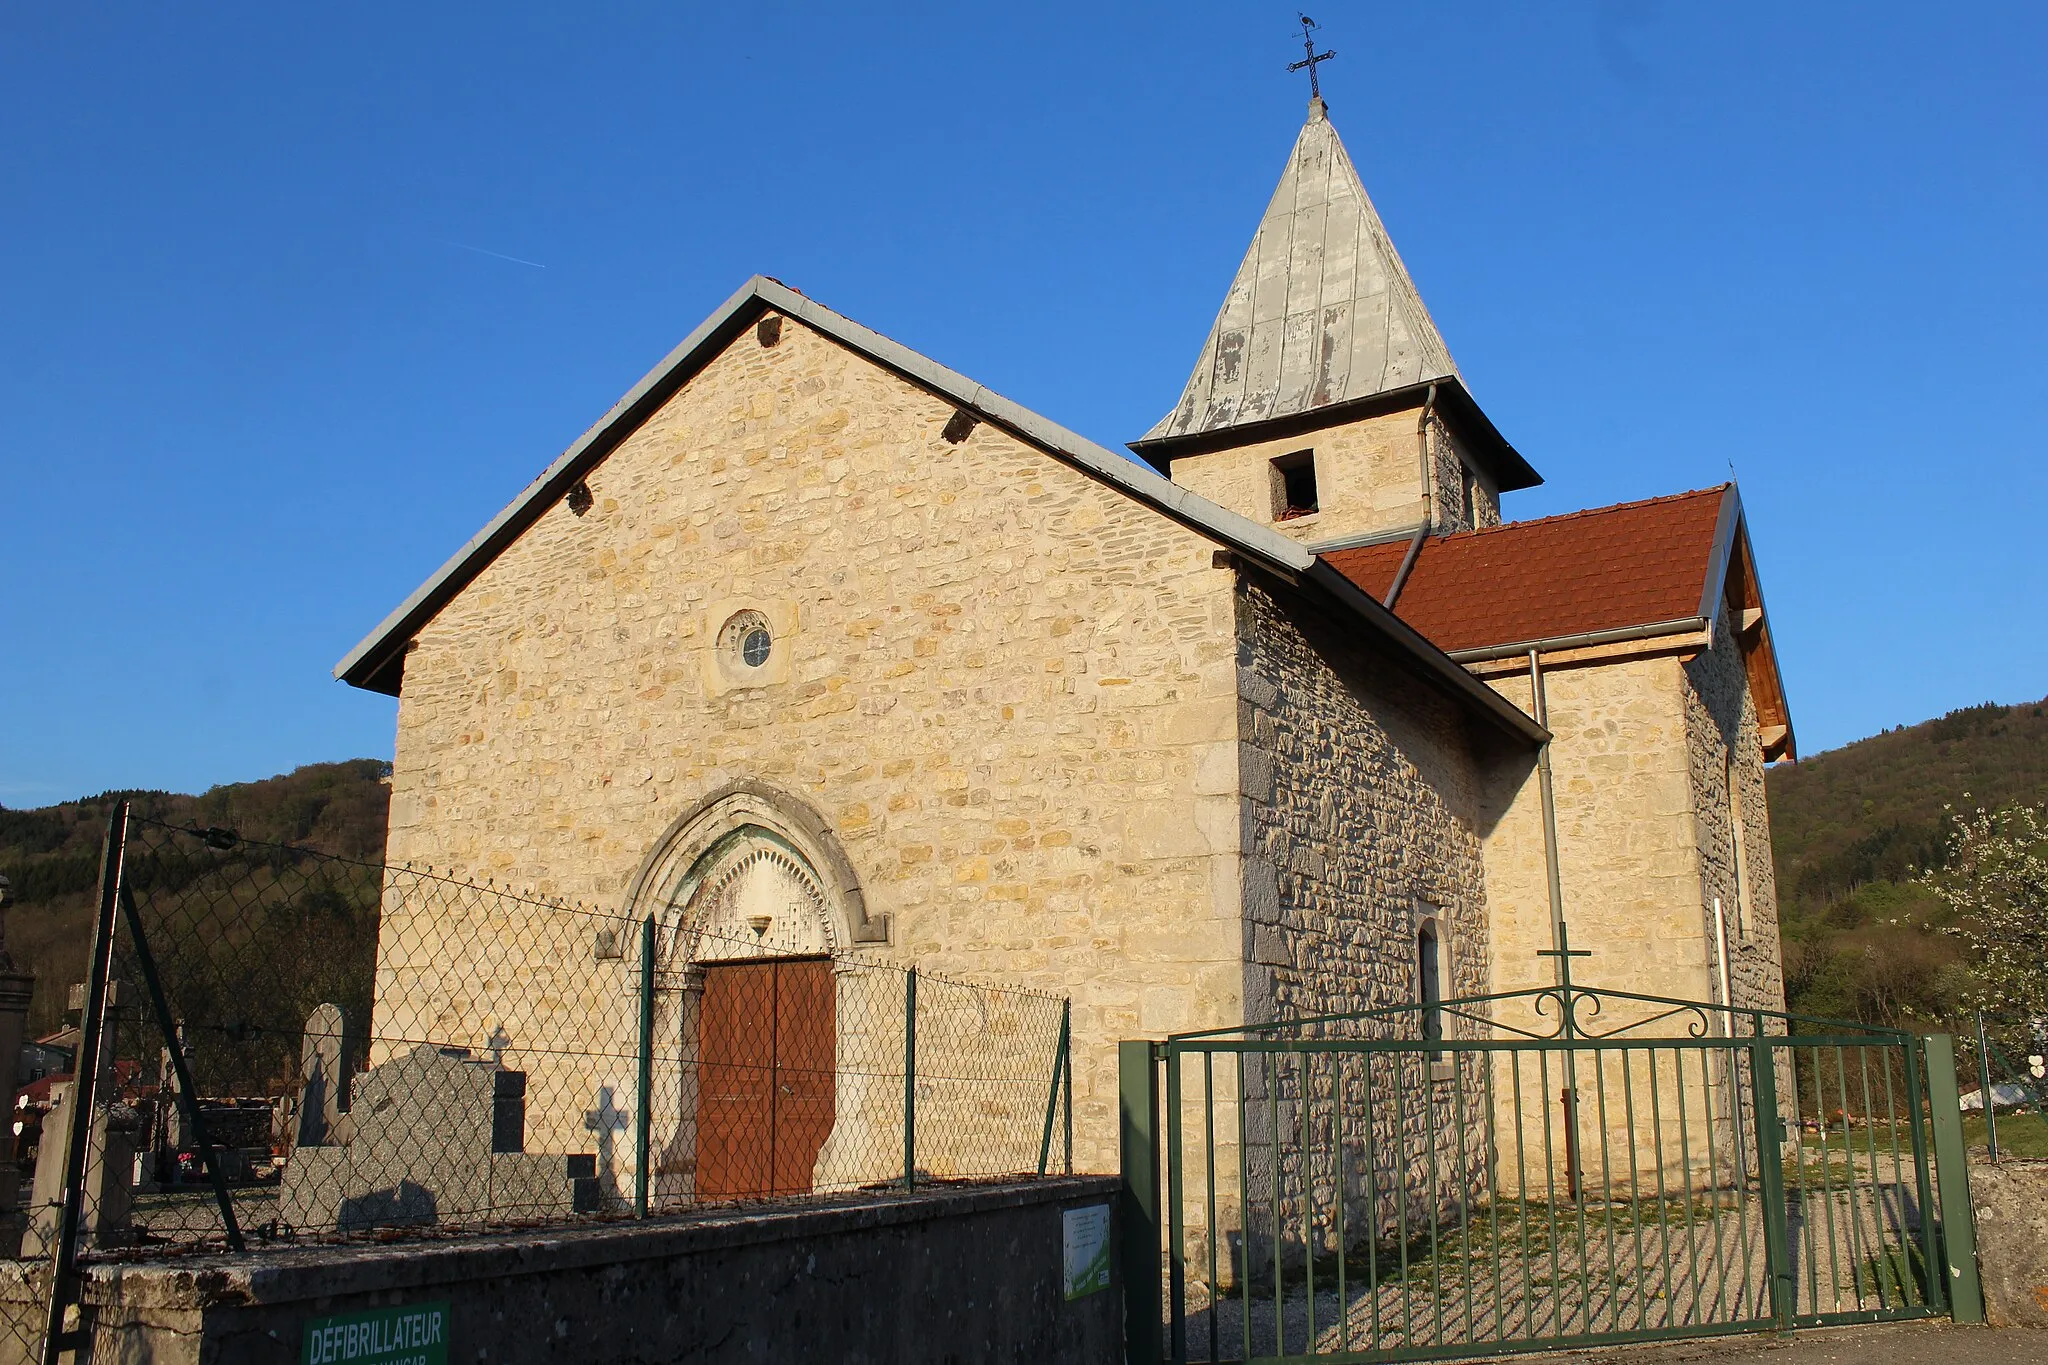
[1263, 1195, 1727, 1298]
[1965, 1110, 2048, 1159]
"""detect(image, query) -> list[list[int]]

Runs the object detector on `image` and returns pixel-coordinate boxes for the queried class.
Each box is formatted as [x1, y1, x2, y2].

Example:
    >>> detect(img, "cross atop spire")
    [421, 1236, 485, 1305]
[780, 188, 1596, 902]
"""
[1287, 15, 1336, 104]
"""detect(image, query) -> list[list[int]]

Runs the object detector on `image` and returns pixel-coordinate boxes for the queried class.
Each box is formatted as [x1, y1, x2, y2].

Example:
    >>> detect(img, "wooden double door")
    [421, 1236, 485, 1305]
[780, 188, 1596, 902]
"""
[696, 956, 837, 1199]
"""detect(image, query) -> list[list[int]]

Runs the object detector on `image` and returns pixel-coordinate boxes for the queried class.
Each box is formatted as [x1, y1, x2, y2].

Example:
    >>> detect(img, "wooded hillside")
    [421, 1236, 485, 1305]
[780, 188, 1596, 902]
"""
[1768, 696, 2048, 1029]
[0, 760, 389, 1032]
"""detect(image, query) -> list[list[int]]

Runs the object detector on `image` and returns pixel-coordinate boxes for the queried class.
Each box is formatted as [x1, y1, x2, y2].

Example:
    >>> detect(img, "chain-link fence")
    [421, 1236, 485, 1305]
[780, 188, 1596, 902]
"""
[9, 803, 1070, 1358]
[1960, 1010, 2048, 1161]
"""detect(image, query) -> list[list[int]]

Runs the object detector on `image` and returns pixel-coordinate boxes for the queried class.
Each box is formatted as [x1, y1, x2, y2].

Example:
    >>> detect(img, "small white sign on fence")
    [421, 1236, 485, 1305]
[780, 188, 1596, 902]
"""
[1062, 1203, 1111, 1300]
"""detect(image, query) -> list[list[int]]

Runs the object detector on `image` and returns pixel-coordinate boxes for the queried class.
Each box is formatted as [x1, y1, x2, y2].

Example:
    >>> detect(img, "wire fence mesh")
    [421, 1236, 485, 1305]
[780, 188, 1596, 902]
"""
[43, 811, 1069, 1266]
[1958, 1010, 2048, 1160]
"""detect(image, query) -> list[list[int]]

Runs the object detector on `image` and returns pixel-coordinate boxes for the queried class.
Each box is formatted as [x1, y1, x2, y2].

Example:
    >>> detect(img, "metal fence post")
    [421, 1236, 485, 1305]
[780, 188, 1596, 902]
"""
[1903, 1035, 1945, 1312]
[1064, 1010, 1075, 1177]
[1976, 1011, 1999, 1162]
[1119, 1039, 1162, 1365]
[1749, 1022, 1793, 1332]
[903, 967, 917, 1192]
[635, 914, 654, 1217]
[1038, 1000, 1070, 1177]
[118, 886, 243, 1253]
[42, 801, 129, 1365]
[1923, 1035, 1984, 1324]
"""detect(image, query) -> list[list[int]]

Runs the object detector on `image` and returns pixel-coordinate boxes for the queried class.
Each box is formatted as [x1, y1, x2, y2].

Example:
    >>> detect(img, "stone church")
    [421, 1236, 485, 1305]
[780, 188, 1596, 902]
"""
[336, 96, 1793, 1177]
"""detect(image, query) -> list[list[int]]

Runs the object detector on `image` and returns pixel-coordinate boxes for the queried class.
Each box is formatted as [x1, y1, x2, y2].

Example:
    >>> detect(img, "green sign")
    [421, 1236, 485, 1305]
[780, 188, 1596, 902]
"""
[302, 1302, 449, 1365]
[1062, 1204, 1111, 1300]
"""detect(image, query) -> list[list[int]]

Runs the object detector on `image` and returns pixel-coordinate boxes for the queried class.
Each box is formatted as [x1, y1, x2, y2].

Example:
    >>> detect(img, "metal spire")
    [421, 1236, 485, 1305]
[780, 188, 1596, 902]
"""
[1287, 14, 1336, 102]
[1139, 95, 1460, 444]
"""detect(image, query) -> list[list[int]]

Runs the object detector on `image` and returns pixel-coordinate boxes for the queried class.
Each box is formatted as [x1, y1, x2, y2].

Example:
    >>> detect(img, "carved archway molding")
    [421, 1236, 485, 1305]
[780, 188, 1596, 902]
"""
[622, 781, 887, 964]
[623, 782, 889, 1200]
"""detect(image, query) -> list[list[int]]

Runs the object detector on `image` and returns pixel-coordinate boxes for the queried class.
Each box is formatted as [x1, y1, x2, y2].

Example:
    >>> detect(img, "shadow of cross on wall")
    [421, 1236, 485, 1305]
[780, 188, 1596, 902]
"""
[584, 1085, 630, 1203]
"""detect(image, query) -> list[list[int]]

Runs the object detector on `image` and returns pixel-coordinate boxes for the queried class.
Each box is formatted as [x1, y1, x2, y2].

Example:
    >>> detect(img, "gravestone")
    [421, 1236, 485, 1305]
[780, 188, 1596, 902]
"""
[23, 1080, 137, 1255]
[296, 1003, 350, 1148]
[280, 1043, 598, 1234]
[25, 981, 139, 1254]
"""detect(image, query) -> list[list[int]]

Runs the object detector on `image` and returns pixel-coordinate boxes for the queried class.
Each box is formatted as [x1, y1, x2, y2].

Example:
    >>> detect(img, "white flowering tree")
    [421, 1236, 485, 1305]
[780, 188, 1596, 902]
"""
[1922, 801, 2048, 1037]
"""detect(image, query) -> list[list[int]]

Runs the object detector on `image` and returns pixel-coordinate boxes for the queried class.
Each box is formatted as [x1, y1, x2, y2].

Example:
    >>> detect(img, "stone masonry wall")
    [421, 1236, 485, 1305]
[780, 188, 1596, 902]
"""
[1477, 651, 1728, 1189]
[1167, 406, 1428, 547]
[1237, 577, 1492, 1022]
[1429, 415, 1499, 532]
[1480, 655, 1709, 1007]
[381, 315, 1247, 1174]
[0, 1177, 1123, 1365]
[1233, 574, 1498, 1260]
[1681, 607, 1788, 1017]
[1165, 405, 1496, 550]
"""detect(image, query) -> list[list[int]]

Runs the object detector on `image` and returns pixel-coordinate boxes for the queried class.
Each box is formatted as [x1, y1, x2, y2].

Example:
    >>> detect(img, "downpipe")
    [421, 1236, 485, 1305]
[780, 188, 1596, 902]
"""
[1382, 381, 1438, 609]
[1529, 649, 1581, 1198]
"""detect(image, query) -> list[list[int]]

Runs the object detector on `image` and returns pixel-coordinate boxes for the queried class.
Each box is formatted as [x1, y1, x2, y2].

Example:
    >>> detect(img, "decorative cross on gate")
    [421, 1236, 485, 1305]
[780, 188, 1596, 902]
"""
[1539, 920, 1594, 1197]
[1536, 920, 1593, 1038]
[1288, 15, 1337, 101]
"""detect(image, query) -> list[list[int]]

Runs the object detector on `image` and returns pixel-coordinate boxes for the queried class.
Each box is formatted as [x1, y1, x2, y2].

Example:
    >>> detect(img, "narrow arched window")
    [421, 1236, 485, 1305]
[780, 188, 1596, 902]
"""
[1418, 918, 1443, 1051]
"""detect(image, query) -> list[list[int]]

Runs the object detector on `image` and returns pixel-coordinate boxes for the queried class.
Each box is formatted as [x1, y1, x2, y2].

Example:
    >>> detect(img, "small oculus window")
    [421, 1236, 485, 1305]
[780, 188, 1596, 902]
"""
[1271, 450, 1319, 521]
[718, 610, 774, 672]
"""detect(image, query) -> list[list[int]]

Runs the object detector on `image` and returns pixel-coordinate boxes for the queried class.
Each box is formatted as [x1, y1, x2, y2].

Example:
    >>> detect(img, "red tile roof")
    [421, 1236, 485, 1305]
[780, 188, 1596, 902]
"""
[1323, 487, 1731, 655]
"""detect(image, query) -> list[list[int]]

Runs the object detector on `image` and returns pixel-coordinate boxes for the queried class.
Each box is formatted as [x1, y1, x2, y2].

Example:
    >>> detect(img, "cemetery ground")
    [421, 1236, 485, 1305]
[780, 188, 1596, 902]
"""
[1522, 1319, 2048, 1364]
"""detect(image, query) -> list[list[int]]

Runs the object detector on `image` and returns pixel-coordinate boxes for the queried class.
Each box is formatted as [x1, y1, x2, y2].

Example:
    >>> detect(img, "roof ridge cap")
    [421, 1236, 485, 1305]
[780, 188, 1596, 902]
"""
[1431, 484, 1731, 543]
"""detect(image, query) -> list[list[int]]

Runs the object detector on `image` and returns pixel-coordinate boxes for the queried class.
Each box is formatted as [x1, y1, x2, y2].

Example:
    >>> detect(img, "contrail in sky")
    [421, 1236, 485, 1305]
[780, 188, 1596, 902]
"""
[442, 239, 547, 269]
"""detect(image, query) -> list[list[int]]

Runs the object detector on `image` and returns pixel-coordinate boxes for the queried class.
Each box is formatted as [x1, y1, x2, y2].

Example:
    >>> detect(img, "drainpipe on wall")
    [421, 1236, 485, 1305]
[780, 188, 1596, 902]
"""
[1528, 648, 1566, 965]
[1713, 895, 1752, 1184]
[1530, 647, 1581, 1199]
[1382, 382, 1438, 610]
[1712, 896, 1736, 1032]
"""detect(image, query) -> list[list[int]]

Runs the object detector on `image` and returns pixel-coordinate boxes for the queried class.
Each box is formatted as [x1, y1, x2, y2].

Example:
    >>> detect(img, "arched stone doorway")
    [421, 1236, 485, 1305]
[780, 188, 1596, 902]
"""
[624, 784, 886, 1202]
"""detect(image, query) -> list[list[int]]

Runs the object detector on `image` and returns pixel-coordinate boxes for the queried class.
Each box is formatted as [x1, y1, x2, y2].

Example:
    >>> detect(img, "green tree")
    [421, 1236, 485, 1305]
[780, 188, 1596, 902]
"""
[1921, 801, 2048, 1024]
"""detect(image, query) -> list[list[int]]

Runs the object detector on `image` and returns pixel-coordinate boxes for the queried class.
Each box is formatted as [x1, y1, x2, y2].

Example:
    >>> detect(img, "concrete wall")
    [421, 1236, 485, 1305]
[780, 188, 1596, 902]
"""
[380, 315, 1248, 1173]
[1970, 1158, 2048, 1328]
[0, 1177, 1122, 1365]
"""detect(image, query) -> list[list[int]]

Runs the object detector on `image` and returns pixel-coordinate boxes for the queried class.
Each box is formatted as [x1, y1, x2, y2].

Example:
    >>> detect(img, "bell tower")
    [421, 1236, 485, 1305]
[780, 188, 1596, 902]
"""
[1131, 97, 1540, 551]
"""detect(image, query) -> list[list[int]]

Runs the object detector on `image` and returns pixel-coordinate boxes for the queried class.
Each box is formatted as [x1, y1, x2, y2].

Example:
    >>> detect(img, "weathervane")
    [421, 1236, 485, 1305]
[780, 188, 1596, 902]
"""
[1288, 14, 1336, 101]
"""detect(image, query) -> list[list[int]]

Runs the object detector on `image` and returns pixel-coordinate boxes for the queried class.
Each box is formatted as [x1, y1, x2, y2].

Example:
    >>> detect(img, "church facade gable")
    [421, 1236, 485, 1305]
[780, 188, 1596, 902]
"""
[368, 306, 1523, 1171]
[382, 313, 1263, 1160]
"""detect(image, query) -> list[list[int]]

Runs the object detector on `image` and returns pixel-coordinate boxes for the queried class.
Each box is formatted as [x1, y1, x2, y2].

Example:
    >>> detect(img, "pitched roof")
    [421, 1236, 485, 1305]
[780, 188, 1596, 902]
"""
[1143, 99, 1459, 442]
[1325, 488, 1735, 655]
[1323, 485, 1796, 759]
[333, 276, 1545, 747]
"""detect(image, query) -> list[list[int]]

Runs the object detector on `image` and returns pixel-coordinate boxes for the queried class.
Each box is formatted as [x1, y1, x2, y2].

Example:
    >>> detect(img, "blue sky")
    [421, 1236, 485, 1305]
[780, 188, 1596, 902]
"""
[2, 3, 2043, 807]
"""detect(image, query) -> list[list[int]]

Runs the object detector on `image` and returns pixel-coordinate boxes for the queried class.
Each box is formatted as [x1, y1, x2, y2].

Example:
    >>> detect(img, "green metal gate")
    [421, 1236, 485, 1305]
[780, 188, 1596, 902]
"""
[1120, 955, 1983, 1363]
